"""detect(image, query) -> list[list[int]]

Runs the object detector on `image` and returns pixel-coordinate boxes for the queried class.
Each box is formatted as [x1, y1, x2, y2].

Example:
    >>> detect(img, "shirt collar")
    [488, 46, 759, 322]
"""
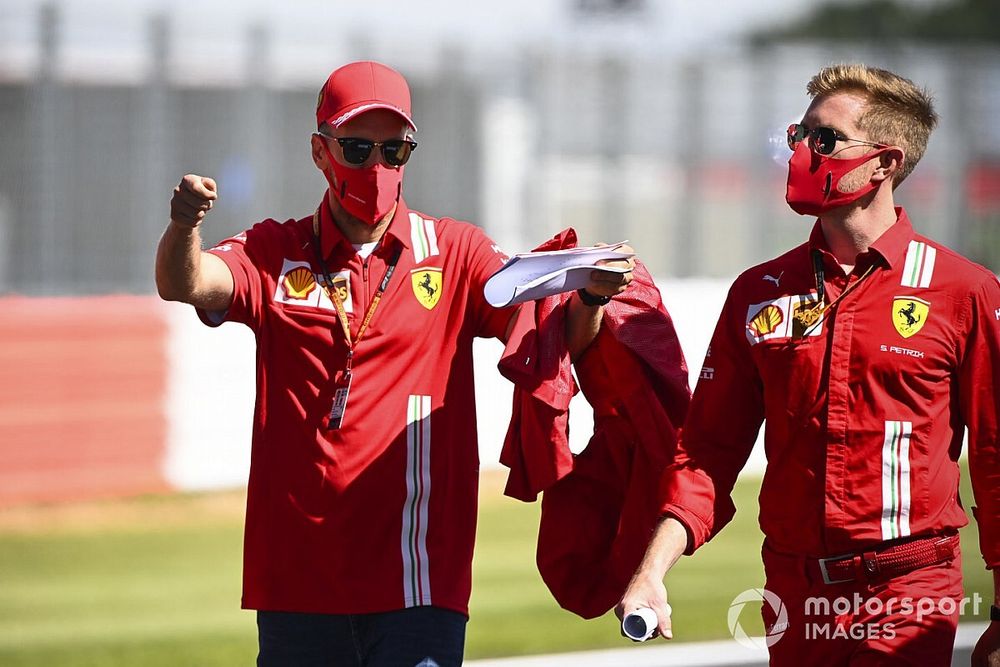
[807, 207, 914, 271]
[316, 194, 412, 260]
[867, 207, 913, 270]
[807, 219, 832, 256]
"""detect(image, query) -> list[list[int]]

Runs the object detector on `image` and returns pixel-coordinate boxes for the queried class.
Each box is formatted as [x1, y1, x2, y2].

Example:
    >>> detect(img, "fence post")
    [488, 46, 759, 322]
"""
[674, 60, 705, 278]
[34, 3, 60, 292]
[129, 13, 171, 291]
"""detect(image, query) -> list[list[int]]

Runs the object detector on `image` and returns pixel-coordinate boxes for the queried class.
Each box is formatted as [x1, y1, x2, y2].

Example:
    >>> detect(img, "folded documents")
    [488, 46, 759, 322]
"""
[484, 242, 633, 308]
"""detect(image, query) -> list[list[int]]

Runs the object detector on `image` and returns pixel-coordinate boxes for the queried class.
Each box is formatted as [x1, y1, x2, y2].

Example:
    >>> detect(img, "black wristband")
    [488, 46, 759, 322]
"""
[576, 288, 612, 307]
[991, 604, 1000, 622]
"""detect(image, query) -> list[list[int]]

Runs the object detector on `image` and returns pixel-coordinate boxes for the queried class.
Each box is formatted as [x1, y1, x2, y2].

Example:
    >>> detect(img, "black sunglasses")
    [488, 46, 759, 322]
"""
[333, 136, 417, 167]
[786, 123, 885, 156]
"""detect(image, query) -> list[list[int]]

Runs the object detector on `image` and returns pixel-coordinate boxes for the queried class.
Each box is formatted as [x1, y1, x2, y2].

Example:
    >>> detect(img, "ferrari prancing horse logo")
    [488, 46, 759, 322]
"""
[411, 267, 442, 310]
[892, 296, 929, 338]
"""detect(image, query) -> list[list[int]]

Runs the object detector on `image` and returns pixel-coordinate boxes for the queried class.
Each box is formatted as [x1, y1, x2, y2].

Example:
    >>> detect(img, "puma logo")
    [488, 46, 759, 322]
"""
[763, 271, 784, 287]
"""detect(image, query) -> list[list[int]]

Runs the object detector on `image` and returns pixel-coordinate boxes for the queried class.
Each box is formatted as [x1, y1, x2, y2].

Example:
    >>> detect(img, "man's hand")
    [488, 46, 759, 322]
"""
[615, 574, 673, 640]
[973, 621, 1000, 667]
[156, 174, 233, 309]
[566, 243, 635, 359]
[614, 517, 689, 641]
[582, 243, 635, 300]
[170, 174, 217, 228]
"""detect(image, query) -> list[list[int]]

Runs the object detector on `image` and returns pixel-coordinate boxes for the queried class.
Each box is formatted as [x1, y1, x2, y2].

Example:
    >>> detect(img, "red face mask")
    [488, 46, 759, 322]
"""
[321, 143, 403, 226]
[785, 141, 891, 217]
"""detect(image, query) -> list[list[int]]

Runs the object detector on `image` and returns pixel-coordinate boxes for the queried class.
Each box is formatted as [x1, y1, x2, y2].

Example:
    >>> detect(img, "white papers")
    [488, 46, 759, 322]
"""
[484, 242, 633, 308]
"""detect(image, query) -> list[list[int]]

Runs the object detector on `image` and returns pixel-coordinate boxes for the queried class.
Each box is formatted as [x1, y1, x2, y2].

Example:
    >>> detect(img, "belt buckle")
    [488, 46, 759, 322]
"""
[818, 553, 855, 585]
[933, 535, 957, 562]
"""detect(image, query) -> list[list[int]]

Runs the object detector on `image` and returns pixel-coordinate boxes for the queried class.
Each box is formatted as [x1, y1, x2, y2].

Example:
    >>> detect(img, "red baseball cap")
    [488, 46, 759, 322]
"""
[315, 61, 417, 132]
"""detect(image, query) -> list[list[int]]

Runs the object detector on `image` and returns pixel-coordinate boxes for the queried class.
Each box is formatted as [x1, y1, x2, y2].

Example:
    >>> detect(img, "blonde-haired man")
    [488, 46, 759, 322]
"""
[617, 64, 1000, 665]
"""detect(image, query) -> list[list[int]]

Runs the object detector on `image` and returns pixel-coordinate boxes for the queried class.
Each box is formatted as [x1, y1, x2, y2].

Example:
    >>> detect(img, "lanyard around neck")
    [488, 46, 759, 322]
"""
[311, 208, 401, 361]
[793, 249, 876, 336]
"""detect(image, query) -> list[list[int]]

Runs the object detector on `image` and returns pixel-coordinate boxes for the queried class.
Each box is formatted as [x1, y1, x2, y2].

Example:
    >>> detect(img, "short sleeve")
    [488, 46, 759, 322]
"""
[464, 226, 517, 340]
[195, 224, 271, 331]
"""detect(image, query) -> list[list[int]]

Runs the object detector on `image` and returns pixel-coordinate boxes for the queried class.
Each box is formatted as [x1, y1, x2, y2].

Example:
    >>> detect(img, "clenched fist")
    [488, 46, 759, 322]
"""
[170, 174, 217, 228]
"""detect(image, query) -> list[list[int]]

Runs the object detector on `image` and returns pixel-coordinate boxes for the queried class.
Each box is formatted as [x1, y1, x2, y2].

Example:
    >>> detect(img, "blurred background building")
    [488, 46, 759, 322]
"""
[0, 0, 997, 296]
[0, 0, 998, 501]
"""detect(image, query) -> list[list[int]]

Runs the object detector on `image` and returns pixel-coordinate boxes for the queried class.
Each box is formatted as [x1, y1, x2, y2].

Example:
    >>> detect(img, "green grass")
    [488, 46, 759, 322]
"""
[468, 474, 769, 656]
[0, 469, 992, 665]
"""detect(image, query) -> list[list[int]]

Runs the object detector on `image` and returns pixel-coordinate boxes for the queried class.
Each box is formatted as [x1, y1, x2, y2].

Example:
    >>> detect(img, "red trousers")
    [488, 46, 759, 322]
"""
[760, 541, 964, 666]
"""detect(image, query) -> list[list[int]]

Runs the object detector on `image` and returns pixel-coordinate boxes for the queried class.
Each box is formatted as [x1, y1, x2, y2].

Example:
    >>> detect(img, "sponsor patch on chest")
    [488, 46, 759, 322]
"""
[273, 259, 351, 312]
[745, 294, 823, 344]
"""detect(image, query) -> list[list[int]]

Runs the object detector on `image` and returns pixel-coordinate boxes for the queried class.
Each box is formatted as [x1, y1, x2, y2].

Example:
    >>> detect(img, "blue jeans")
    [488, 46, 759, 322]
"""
[256, 606, 467, 667]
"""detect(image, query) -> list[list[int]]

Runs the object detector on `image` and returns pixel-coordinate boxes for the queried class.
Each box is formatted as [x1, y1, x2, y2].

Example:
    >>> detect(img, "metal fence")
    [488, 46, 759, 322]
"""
[0, 4, 998, 295]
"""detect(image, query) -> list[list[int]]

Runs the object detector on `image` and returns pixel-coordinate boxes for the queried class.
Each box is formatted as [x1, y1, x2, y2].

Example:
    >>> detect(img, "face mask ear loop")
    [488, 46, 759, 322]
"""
[318, 140, 344, 198]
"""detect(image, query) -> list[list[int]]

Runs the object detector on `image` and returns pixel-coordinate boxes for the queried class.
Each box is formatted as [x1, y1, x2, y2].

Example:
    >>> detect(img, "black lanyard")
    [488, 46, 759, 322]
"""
[811, 249, 826, 305]
[794, 249, 876, 336]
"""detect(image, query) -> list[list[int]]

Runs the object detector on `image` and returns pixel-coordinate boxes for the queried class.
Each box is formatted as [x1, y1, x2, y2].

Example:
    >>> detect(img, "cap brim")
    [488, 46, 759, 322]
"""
[324, 102, 417, 131]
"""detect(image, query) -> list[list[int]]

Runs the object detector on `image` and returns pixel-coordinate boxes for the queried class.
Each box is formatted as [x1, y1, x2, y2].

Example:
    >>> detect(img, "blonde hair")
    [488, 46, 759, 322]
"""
[807, 64, 938, 185]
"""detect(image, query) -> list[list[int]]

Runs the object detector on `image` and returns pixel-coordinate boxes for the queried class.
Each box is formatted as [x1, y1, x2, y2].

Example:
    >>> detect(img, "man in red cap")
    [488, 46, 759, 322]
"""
[155, 61, 636, 666]
[616, 64, 1000, 666]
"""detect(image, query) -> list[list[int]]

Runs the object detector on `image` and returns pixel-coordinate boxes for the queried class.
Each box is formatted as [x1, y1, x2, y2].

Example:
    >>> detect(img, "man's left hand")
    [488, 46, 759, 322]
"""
[972, 621, 1000, 667]
[583, 243, 635, 299]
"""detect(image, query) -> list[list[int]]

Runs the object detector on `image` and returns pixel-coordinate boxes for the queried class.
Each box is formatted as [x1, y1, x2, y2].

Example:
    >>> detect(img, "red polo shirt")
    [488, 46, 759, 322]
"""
[198, 197, 512, 615]
[660, 208, 1000, 568]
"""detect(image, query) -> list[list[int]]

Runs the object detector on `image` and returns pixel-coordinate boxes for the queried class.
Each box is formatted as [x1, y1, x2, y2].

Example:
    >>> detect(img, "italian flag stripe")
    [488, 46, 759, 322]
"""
[402, 395, 433, 607]
[880, 420, 912, 540]
[409, 213, 439, 264]
[901, 240, 936, 288]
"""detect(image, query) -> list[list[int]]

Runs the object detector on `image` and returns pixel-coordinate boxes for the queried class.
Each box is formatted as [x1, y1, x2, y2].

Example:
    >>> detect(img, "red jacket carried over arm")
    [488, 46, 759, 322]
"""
[499, 229, 691, 618]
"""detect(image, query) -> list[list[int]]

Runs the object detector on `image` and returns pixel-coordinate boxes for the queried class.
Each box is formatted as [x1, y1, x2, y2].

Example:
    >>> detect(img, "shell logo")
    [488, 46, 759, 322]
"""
[749, 304, 783, 337]
[283, 267, 318, 300]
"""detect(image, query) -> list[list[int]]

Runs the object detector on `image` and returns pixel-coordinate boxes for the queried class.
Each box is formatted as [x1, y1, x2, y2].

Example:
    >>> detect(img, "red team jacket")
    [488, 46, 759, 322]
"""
[498, 230, 691, 618]
[200, 198, 512, 615]
[660, 208, 1000, 568]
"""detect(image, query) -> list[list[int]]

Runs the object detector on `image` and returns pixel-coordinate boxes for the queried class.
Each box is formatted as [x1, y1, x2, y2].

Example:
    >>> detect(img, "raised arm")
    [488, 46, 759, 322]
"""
[155, 174, 234, 311]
